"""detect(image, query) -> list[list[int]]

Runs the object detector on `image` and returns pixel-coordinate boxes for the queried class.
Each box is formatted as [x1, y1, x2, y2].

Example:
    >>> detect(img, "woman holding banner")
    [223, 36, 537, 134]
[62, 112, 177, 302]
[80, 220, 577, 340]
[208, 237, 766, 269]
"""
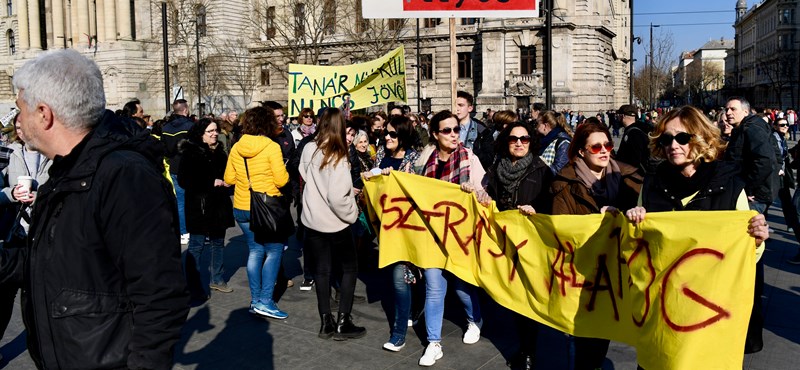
[625, 106, 769, 357]
[485, 120, 554, 370]
[551, 118, 643, 370]
[362, 115, 422, 352]
[412, 110, 489, 367]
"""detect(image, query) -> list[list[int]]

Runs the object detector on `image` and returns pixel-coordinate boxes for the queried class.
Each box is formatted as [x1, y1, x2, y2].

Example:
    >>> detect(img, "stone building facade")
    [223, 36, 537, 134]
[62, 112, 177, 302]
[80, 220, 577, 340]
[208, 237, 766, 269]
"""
[0, 0, 632, 117]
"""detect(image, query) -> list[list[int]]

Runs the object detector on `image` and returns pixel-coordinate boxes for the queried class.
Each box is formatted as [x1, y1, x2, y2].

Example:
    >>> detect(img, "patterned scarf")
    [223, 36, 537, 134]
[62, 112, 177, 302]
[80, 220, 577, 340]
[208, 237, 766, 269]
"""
[300, 123, 316, 138]
[422, 144, 471, 185]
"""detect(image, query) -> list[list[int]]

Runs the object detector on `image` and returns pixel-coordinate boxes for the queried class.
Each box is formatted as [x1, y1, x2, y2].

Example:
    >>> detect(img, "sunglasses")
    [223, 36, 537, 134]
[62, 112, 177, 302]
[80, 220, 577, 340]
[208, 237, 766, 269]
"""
[657, 132, 693, 147]
[384, 130, 399, 139]
[507, 135, 531, 144]
[437, 126, 461, 135]
[778, 123, 789, 127]
[585, 142, 614, 154]
[303, 114, 313, 118]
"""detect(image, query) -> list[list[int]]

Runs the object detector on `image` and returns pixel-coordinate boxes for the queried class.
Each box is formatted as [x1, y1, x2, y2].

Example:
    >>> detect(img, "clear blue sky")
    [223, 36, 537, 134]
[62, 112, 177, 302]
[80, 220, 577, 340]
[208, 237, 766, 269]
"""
[632, 0, 750, 69]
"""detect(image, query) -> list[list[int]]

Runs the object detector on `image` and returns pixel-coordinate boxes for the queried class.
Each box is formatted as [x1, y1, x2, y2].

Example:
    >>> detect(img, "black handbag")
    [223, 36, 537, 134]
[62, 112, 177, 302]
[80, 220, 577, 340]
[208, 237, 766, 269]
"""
[244, 158, 289, 234]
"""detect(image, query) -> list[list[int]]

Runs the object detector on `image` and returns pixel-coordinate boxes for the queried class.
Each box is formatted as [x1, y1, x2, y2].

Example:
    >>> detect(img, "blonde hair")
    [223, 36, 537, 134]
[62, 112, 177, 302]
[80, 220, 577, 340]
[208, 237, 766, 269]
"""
[649, 106, 727, 164]
[540, 110, 573, 137]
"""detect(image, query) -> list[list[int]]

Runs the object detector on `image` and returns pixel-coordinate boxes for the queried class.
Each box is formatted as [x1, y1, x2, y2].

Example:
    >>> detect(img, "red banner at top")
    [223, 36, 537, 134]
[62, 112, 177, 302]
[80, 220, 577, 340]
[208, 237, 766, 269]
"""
[403, 0, 536, 11]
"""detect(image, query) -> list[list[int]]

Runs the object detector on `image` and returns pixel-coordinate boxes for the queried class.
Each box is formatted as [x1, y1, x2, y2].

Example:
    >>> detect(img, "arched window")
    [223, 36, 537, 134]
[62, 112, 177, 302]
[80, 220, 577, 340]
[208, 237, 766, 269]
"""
[7, 29, 15, 55]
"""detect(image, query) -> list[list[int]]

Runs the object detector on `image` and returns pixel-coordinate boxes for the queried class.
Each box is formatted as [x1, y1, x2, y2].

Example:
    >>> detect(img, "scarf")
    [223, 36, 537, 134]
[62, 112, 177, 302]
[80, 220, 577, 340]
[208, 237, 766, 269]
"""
[574, 158, 622, 206]
[300, 124, 316, 138]
[496, 153, 534, 196]
[423, 144, 471, 185]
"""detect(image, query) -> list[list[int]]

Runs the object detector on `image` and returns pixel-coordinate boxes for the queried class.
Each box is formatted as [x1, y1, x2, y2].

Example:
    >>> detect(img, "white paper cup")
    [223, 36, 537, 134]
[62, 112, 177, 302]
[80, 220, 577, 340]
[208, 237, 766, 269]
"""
[17, 175, 33, 194]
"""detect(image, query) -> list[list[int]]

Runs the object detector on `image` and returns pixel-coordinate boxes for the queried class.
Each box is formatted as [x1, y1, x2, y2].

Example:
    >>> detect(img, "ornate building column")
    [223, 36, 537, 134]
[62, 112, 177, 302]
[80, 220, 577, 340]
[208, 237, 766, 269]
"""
[96, 0, 106, 42]
[104, 0, 117, 41]
[116, 0, 131, 40]
[69, 0, 79, 47]
[77, 0, 89, 46]
[52, 0, 65, 48]
[17, 0, 29, 50]
[28, 0, 41, 49]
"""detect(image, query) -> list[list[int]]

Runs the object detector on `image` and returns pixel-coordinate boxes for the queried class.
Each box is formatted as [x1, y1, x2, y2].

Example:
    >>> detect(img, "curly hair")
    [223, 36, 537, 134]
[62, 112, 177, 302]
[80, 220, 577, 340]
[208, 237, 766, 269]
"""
[649, 105, 727, 164]
[241, 106, 278, 137]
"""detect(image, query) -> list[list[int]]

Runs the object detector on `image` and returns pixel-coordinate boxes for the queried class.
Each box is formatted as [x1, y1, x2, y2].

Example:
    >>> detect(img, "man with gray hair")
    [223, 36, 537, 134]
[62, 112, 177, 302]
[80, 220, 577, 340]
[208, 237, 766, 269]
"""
[1, 49, 188, 369]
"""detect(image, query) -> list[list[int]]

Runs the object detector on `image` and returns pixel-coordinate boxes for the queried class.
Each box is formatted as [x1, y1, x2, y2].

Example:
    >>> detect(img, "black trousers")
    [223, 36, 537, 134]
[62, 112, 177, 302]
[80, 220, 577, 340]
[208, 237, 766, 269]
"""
[0, 282, 19, 339]
[305, 226, 358, 315]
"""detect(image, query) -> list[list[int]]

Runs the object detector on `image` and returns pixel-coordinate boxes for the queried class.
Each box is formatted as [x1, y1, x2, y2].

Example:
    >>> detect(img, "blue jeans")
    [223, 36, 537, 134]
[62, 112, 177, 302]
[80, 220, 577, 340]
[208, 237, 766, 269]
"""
[170, 174, 187, 235]
[390, 263, 412, 342]
[749, 201, 769, 214]
[423, 268, 482, 342]
[234, 208, 283, 304]
[186, 234, 225, 287]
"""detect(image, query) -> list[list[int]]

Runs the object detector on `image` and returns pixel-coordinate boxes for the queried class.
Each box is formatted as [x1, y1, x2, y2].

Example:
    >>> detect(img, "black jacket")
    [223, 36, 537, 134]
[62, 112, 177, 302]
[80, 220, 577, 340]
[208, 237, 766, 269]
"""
[487, 156, 554, 213]
[642, 160, 745, 212]
[8, 111, 189, 369]
[178, 139, 235, 237]
[615, 121, 652, 173]
[473, 129, 497, 170]
[725, 114, 779, 203]
[161, 115, 194, 174]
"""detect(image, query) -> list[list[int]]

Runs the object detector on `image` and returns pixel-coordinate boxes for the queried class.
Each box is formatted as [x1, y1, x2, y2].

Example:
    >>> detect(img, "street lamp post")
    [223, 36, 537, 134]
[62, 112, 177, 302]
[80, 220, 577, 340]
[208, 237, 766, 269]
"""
[195, 15, 202, 116]
[649, 23, 660, 110]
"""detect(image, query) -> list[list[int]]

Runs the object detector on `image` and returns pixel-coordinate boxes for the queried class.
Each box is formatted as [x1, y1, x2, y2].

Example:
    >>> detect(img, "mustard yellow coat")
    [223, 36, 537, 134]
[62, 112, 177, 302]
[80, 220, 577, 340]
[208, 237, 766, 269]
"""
[224, 134, 289, 210]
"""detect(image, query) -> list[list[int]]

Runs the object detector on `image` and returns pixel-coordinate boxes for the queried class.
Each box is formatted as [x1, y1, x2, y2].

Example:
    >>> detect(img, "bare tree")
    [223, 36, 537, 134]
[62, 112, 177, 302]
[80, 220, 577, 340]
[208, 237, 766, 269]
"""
[637, 29, 675, 108]
[756, 49, 795, 108]
[686, 62, 725, 108]
[210, 38, 258, 111]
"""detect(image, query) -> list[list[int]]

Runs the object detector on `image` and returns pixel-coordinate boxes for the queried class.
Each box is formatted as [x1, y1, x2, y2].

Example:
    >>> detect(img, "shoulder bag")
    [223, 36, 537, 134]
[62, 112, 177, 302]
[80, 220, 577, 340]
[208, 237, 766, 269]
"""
[244, 157, 288, 234]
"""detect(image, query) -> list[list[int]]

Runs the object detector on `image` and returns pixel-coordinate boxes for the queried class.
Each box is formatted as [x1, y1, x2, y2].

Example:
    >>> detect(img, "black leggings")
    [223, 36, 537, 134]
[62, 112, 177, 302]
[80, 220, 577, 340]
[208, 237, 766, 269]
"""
[305, 226, 359, 315]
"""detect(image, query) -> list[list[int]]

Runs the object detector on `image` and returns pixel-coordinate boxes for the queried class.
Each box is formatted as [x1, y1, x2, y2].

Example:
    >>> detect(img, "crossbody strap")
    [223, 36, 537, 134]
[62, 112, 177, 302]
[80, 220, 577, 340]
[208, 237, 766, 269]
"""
[243, 157, 253, 191]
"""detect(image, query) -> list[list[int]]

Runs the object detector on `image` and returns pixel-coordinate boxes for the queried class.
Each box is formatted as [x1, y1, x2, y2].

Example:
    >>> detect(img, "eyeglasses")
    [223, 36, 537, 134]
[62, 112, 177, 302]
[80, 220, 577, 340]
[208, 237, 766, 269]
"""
[437, 126, 461, 135]
[657, 132, 693, 147]
[384, 130, 399, 139]
[205, 128, 220, 134]
[585, 142, 614, 154]
[507, 135, 531, 145]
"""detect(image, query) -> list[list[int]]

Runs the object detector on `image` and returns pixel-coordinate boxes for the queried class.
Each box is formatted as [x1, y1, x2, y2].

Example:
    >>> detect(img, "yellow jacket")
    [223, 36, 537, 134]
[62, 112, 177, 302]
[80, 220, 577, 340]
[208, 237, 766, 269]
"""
[224, 134, 289, 210]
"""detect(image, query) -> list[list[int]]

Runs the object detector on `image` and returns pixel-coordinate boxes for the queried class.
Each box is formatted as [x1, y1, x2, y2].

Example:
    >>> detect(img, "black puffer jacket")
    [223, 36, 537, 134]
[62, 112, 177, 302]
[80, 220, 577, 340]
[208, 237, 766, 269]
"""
[641, 160, 745, 211]
[7, 111, 189, 369]
[178, 139, 235, 237]
[487, 155, 554, 213]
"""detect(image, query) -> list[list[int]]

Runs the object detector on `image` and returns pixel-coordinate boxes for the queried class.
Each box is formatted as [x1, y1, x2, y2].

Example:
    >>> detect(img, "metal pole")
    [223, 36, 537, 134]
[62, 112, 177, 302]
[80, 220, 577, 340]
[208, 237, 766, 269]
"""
[195, 16, 202, 116]
[545, 0, 553, 109]
[449, 18, 457, 113]
[416, 19, 421, 113]
[161, 2, 170, 114]
[649, 23, 653, 111]
[629, 0, 634, 104]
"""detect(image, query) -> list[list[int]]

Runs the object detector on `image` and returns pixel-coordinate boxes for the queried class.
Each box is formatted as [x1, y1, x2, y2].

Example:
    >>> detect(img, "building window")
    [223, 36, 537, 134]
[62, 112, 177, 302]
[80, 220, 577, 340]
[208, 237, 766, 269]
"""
[520, 46, 536, 74]
[6, 0, 11, 16]
[130, 0, 136, 40]
[318, 59, 330, 66]
[7, 29, 14, 55]
[294, 3, 306, 38]
[461, 18, 479, 26]
[421, 98, 432, 113]
[323, 0, 335, 35]
[265, 6, 276, 39]
[355, 0, 368, 33]
[423, 18, 440, 28]
[260, 64, 270, 86]
[196, 5, 207, 37]
[388, 19, 404, 31]
[457, 52, 472, 79]
[420, 54, 433, 80]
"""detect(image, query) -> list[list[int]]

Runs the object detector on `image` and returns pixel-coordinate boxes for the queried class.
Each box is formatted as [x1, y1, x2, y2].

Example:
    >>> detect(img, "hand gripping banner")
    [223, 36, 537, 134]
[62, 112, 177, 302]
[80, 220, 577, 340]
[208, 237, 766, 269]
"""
[363, 171, 756, 370]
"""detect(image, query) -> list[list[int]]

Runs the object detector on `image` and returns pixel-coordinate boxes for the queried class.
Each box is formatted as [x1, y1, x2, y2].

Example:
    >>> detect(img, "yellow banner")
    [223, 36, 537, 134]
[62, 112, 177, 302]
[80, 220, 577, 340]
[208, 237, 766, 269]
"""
[287, 47, 407, 116]
[364, 171, 756, 370]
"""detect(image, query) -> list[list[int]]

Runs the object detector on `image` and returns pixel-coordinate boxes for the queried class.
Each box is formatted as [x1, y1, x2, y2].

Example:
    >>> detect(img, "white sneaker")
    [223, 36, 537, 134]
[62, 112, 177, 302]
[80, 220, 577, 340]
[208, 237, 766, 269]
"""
[463, 321, 482, 344]
[418, 342, 443, 366]
[180, 233, 190, 245]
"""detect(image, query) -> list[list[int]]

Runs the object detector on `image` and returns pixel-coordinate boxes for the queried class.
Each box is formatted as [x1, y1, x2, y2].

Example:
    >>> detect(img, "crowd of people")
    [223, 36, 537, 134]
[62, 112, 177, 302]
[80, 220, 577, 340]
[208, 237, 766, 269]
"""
[0, 49, 783, 369]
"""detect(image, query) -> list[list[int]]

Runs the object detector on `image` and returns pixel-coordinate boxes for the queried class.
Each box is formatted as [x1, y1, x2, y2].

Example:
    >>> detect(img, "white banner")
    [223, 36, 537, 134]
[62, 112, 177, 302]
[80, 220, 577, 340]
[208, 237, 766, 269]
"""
[362, 0, 540, 19]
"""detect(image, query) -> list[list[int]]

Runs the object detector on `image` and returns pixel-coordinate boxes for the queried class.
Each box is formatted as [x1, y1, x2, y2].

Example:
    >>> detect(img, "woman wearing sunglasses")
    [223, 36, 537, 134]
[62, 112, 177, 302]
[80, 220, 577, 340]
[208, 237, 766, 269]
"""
[772, 117, 796, 234]
[412, 110, 489, 367]
[485, 121, 553, 370]
[551, 118, 642, 370]
[292, 108, 316, 146]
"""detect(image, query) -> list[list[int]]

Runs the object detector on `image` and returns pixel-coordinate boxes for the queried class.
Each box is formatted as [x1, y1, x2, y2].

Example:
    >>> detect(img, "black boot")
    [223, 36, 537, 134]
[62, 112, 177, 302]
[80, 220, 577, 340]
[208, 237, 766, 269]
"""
[507, 352, 534, 370]
[318, 313, 335, 339]
[333, 313, 366, 341]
